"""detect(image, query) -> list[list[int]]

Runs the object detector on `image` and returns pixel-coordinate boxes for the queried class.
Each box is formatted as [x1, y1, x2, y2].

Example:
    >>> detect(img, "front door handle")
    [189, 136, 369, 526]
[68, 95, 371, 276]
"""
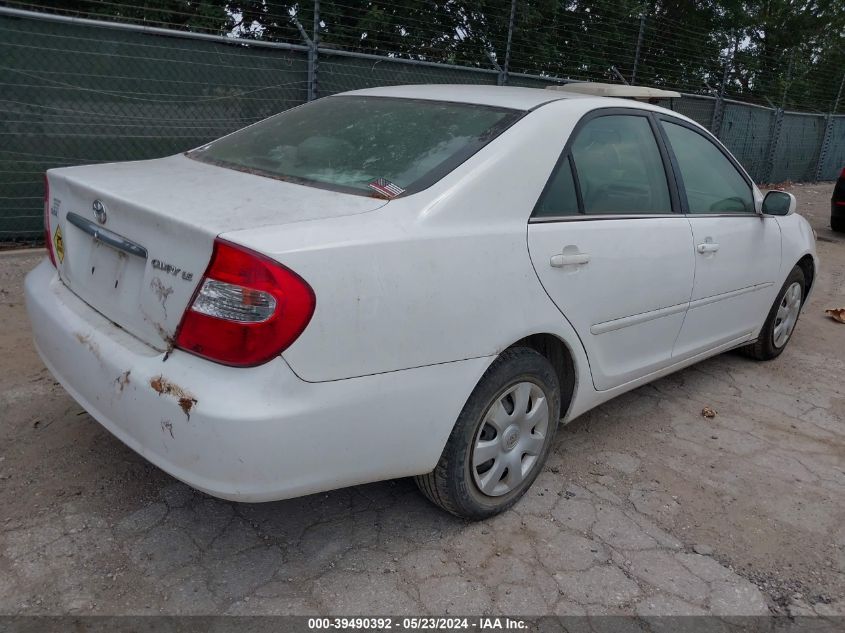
[550, 252, 591, 267]
[696, 242, 720, 254]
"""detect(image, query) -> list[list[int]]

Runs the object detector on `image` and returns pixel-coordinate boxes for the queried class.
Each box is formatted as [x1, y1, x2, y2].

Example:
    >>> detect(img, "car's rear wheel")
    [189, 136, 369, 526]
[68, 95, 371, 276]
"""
[832, 215, 845, 233]
[415, 347, 560, 520]
[741, 266, 805, 360]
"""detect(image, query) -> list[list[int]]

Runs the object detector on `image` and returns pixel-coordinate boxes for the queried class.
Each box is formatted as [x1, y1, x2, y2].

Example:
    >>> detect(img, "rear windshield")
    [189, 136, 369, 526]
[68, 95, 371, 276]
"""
[187, 96, 520, 196]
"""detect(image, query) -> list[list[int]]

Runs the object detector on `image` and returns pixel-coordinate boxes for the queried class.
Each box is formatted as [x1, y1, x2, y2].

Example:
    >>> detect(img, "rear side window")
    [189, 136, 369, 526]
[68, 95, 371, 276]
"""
[188, 96, 519, 196]
[534, 114, 671, 217]
[534, 156, 579, 217]
[571, 115, 671, 214]
[661, 121, 754, 214]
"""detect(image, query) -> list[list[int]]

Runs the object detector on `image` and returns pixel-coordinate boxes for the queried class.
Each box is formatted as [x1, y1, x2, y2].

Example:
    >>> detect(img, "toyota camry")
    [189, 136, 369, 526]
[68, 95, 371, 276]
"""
[25, 85, 818, 519]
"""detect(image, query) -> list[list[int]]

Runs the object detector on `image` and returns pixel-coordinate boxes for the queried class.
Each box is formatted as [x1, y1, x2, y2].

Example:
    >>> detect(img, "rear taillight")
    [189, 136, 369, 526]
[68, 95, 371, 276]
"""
[840, 167, 845, 179]
[175, 239, 315, 367]
[44, 174, 56, 267]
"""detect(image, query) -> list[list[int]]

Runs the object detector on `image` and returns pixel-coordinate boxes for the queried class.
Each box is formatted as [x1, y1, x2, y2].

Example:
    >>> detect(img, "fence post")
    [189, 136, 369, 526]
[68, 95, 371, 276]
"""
[764, 107, 785, 183]
[710, 95, 725, 138]
[835, 72, 845, 115]
[813, 72, 844, 181]
[814, 115, 834, 181]
[308, 0, 320, 101]
[779, 51, 793, 109]
[710, 35, 736, 138]
[290, 2, 319, 101]
[499, 0, 517, 86]
[630, 7, 646, 85]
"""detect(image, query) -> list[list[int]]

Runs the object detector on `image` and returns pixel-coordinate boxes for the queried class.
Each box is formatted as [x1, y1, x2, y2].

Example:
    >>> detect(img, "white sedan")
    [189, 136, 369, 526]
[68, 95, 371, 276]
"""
[25, 85, 817, 519]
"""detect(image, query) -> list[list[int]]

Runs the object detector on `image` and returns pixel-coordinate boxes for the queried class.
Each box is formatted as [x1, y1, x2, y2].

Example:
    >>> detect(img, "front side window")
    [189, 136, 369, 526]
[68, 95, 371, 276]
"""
[661, 121, 754, 214]
[188, 96, 519, 196]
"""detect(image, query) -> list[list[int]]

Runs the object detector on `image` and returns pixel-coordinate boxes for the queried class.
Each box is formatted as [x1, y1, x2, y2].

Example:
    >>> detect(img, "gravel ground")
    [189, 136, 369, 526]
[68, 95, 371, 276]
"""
[0, 183, 843, 617]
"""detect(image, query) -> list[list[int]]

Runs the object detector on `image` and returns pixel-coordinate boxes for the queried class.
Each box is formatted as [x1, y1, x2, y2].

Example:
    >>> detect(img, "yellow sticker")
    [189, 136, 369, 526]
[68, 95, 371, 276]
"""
[53, 225, 64, 263]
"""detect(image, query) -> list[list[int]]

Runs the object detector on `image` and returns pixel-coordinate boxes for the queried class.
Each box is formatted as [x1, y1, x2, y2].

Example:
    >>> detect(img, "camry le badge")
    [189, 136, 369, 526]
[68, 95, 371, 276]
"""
[92, 199, 107, 225]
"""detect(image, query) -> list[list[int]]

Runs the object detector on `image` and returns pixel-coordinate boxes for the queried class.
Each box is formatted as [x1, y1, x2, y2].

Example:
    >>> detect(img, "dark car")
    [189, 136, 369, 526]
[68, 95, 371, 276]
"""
[833, 167, 845, 233]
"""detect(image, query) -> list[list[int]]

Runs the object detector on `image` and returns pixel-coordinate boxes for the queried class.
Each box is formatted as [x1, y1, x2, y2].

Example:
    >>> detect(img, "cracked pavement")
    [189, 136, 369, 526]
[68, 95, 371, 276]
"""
[0, 183, 843, 617]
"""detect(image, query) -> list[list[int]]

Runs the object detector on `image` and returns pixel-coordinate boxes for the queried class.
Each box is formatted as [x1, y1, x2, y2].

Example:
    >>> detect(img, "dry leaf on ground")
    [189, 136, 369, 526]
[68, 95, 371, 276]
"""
[824, 308, 845, 323]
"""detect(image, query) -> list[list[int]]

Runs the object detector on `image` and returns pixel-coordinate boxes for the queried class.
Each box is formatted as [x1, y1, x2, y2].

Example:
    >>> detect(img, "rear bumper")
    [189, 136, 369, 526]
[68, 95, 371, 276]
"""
[25, 259, 490, 502]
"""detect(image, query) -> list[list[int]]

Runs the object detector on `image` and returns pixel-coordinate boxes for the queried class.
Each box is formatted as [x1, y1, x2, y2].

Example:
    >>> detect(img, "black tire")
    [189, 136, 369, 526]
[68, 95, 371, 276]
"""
[415, 347, 561, 520]
[740, 266, 805, 361]
[832, 215, 845, 233]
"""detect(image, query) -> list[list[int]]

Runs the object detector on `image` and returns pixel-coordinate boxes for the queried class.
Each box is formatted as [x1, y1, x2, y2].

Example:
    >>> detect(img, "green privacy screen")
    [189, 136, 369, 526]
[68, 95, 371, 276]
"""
[0, 14, 307, 240]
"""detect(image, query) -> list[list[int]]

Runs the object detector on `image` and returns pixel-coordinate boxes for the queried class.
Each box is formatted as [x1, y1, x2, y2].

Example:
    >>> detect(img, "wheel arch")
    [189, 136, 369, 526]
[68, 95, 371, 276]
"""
[796, 253, 815, 301]
[506, 333, 577, 420]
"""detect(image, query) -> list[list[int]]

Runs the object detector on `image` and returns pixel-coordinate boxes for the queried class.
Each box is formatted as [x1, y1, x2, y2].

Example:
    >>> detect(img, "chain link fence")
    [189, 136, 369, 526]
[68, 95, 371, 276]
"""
[1, 6, 843, 242]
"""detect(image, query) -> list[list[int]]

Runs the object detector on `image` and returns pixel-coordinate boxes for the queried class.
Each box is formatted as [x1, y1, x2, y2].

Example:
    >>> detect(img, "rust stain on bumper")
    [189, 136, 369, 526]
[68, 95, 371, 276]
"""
[150, 375, 198, 419]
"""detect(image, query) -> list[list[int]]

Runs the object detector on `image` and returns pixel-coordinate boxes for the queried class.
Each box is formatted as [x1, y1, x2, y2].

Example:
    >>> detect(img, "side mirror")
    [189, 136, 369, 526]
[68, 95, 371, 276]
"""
[761, 190, 796, 216]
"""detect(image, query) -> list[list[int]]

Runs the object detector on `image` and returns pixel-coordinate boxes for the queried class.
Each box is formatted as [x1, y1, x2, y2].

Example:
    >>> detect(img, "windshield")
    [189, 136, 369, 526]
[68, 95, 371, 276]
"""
[187, 96, 520, 196]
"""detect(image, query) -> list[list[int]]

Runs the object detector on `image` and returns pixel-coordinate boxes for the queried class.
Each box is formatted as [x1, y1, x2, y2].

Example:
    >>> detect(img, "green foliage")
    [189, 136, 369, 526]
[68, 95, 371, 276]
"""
[726, 0, 845, 111]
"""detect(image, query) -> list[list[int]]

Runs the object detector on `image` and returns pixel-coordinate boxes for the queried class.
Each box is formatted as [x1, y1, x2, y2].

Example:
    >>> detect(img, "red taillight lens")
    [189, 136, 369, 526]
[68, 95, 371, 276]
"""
[840, 167, 845, 179]
[44, 174, 56, 267]
[175, 239, 315, 367]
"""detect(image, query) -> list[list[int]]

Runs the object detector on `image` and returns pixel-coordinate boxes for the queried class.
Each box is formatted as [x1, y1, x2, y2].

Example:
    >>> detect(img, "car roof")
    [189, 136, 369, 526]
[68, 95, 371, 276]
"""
[336, 84, 595, 111]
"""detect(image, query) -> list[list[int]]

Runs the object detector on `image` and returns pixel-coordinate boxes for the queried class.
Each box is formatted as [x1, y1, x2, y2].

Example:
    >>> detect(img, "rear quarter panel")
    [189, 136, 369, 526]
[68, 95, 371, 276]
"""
[223, 100, 597, 395]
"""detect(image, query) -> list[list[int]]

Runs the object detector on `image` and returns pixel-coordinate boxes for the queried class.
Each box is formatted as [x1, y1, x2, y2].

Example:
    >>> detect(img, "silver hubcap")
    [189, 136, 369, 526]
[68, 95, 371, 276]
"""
[471, 381, 550, 497]
[773, 282, 802, 348]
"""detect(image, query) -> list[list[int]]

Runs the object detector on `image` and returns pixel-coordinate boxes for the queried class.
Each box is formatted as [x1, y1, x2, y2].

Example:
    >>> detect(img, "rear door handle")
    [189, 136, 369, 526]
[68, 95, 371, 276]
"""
[550, 252, 591, 267]
[696, 242, 720, 254]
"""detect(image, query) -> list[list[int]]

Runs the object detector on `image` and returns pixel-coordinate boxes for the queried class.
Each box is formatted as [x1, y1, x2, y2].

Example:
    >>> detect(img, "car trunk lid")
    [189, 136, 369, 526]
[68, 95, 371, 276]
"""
[46, 154, 388, 351]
